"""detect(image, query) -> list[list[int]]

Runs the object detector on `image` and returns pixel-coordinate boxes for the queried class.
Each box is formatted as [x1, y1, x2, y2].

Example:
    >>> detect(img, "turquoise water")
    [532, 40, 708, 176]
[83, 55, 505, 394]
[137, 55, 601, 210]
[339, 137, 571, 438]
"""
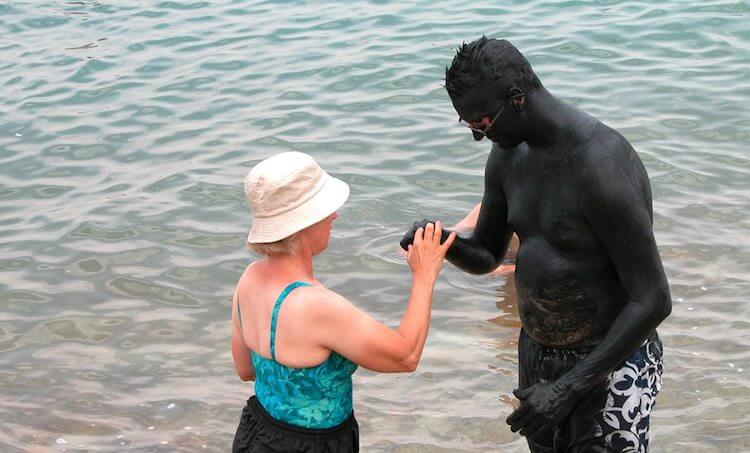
[1, 0, 748, 451]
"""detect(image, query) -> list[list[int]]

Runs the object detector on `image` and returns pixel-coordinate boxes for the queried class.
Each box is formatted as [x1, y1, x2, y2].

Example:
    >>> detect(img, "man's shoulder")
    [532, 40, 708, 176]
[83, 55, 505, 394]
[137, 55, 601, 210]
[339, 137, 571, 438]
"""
[572, 122, 651, 207]
[484, 144, 527, 193]
[570, 121, 638, 170]
[573, 118, 632, 152]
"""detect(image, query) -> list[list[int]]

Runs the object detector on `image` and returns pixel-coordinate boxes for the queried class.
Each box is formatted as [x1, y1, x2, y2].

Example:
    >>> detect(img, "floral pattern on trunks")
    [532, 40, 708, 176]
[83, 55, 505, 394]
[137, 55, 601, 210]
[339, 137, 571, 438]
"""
[592, 337, 664, 453]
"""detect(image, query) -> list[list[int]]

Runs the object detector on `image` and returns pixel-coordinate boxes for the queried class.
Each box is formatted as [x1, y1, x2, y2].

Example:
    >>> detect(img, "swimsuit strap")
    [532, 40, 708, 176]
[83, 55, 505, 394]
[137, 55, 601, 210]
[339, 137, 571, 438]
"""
[270, 281, 311, 361]
[235, 287, 243, 330]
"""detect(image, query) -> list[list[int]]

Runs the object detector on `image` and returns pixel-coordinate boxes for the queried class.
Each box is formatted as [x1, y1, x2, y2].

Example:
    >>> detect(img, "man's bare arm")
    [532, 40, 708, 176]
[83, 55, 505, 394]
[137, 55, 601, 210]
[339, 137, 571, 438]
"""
[454, 202, 519, 262]
[401, 150, 513, 274]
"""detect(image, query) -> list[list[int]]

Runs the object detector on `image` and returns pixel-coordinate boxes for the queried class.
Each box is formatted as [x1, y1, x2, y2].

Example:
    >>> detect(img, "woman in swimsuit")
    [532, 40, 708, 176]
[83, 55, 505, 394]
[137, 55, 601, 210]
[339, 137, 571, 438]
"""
[231, 151, 455, 452]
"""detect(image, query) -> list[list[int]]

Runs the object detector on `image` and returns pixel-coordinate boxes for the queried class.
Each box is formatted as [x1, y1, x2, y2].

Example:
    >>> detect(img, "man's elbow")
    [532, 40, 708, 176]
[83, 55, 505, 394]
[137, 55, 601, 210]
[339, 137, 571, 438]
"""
[453, 255, 502, 275]
[651, 286, 672, 323]
[658, 294, 672, 321]
[446, 235, 505, 275]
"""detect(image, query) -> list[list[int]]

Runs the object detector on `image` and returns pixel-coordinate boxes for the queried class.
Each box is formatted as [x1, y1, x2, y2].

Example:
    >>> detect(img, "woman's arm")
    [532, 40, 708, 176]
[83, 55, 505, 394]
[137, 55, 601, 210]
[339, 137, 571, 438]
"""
[311, 222, 455, 373]
[230, 286, 255, 381]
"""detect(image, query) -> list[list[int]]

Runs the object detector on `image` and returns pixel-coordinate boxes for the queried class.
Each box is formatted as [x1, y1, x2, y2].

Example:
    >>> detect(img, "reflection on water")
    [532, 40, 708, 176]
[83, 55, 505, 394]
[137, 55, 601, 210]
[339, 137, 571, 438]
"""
[1, 0, 749, 451]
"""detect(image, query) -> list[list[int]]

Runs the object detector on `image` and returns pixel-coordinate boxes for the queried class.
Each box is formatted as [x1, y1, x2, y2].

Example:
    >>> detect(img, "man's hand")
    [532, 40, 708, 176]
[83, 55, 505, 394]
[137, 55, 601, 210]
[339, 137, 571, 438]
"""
[400, 219, 440, 251]
[506, 379, 583, 438]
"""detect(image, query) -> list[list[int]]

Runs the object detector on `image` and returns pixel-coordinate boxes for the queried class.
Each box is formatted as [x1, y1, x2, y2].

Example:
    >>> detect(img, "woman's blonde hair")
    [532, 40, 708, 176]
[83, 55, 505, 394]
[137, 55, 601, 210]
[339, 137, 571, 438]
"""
[247, 233, 300, 256]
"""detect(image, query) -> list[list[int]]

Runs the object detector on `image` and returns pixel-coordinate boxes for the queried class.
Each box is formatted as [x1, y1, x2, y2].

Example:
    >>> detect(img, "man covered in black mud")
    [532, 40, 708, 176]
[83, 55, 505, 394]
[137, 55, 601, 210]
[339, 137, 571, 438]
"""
[401, 38, 672, 452]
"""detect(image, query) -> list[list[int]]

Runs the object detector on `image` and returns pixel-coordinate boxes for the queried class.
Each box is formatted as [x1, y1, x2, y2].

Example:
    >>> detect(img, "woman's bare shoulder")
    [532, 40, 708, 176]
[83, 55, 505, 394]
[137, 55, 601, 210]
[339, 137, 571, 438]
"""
[234, 261, 265, 304]
[241, 260, 263, 279]
[296, 284, 351, 315]
[292, 286, 363, 343]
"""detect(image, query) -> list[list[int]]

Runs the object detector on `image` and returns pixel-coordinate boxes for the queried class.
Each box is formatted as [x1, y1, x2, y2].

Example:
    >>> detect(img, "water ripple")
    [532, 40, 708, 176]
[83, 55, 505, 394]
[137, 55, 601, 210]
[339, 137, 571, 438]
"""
[0, 0, 748, 451]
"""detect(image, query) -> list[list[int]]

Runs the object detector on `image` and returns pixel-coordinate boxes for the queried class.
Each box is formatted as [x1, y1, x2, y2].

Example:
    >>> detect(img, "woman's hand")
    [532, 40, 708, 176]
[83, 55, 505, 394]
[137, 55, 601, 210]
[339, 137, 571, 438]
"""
[308, 221, 456, 373]
[406, 222, 456, 281]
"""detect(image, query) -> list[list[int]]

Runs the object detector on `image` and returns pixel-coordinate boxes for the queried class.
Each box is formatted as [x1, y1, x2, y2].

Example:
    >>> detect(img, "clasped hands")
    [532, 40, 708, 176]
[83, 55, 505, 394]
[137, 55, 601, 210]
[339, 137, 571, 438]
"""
[400, 219, 449, 250]
[506, 378, 584, 438]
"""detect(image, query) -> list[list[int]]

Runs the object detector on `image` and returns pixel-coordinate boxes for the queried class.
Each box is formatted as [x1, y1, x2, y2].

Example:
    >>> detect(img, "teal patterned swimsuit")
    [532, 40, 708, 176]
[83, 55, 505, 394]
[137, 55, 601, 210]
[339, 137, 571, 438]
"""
[243, 281, 358, 429]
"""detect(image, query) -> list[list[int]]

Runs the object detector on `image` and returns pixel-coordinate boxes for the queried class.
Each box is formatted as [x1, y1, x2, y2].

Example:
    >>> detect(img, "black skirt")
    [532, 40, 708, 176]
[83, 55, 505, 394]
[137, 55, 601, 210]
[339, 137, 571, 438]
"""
[233, 396, 359, 453]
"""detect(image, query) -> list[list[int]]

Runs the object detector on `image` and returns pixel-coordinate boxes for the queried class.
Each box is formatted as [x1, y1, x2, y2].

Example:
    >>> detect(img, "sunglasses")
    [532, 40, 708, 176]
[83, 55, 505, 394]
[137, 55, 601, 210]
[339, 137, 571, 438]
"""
[458, 90, 526, 138]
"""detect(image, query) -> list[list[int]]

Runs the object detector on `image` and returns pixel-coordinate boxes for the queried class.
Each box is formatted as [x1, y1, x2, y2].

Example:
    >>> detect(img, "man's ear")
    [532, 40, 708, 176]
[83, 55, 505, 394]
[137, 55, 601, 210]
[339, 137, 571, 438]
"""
[508, 86, 526, 112]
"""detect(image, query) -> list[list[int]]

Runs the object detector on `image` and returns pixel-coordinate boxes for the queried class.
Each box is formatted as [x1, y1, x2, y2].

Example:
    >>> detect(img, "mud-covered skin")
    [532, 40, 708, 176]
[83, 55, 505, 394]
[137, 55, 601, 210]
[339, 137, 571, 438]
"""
[401, 115, 653, 349]
[400, 45, 672, 439]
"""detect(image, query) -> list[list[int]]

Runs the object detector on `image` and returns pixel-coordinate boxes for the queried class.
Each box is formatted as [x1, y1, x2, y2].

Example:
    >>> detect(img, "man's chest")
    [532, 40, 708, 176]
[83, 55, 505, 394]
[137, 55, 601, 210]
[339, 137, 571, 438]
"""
[501, 158, 600, 253]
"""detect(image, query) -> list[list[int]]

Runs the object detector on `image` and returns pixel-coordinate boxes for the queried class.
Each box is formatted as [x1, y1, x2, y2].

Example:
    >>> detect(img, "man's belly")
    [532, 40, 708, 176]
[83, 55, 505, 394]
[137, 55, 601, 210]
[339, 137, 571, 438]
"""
[517, 287, 612, 347]
[515, 240, 622, 348]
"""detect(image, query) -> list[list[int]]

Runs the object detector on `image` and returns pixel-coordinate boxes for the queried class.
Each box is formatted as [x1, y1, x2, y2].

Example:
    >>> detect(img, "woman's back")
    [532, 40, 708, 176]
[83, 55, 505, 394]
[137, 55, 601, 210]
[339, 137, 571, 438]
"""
[232, 151, 454, 451]
[237, 264, 357, 428]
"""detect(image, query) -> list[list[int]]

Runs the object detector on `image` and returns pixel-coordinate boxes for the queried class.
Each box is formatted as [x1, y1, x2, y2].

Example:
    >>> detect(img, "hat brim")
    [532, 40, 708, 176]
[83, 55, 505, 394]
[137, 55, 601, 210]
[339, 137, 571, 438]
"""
[247, 175, 350, 244]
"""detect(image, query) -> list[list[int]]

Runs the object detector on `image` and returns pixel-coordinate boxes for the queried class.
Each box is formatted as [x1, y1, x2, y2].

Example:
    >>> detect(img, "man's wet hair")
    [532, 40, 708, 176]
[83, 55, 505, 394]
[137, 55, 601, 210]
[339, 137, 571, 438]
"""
[445, 37, 541, 99]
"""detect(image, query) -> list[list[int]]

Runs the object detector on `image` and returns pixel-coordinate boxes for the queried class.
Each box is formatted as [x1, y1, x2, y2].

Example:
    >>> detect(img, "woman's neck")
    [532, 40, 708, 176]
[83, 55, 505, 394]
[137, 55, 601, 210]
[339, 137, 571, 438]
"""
[265, 249, 315, 281]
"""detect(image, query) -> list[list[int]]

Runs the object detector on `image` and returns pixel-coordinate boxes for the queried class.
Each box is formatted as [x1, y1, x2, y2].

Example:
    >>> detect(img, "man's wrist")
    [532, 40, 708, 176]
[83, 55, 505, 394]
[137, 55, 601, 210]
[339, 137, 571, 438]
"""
[560, 371, 601, 397]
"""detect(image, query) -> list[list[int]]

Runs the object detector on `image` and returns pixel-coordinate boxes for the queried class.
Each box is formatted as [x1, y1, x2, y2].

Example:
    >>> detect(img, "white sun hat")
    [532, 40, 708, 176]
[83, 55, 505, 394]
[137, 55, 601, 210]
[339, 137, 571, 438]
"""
[244, 151, 350, 244]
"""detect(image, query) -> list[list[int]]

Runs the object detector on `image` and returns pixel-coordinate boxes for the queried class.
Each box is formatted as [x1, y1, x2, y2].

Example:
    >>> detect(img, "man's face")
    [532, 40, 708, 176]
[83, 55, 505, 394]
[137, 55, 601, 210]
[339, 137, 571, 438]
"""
[451, 84, 524, 148]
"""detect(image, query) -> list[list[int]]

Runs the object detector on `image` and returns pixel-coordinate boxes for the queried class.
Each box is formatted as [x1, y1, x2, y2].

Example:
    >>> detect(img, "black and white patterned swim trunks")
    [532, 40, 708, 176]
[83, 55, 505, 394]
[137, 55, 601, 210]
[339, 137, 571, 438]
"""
[594, 335, 663, 452]
[518, 329, 664, 453]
